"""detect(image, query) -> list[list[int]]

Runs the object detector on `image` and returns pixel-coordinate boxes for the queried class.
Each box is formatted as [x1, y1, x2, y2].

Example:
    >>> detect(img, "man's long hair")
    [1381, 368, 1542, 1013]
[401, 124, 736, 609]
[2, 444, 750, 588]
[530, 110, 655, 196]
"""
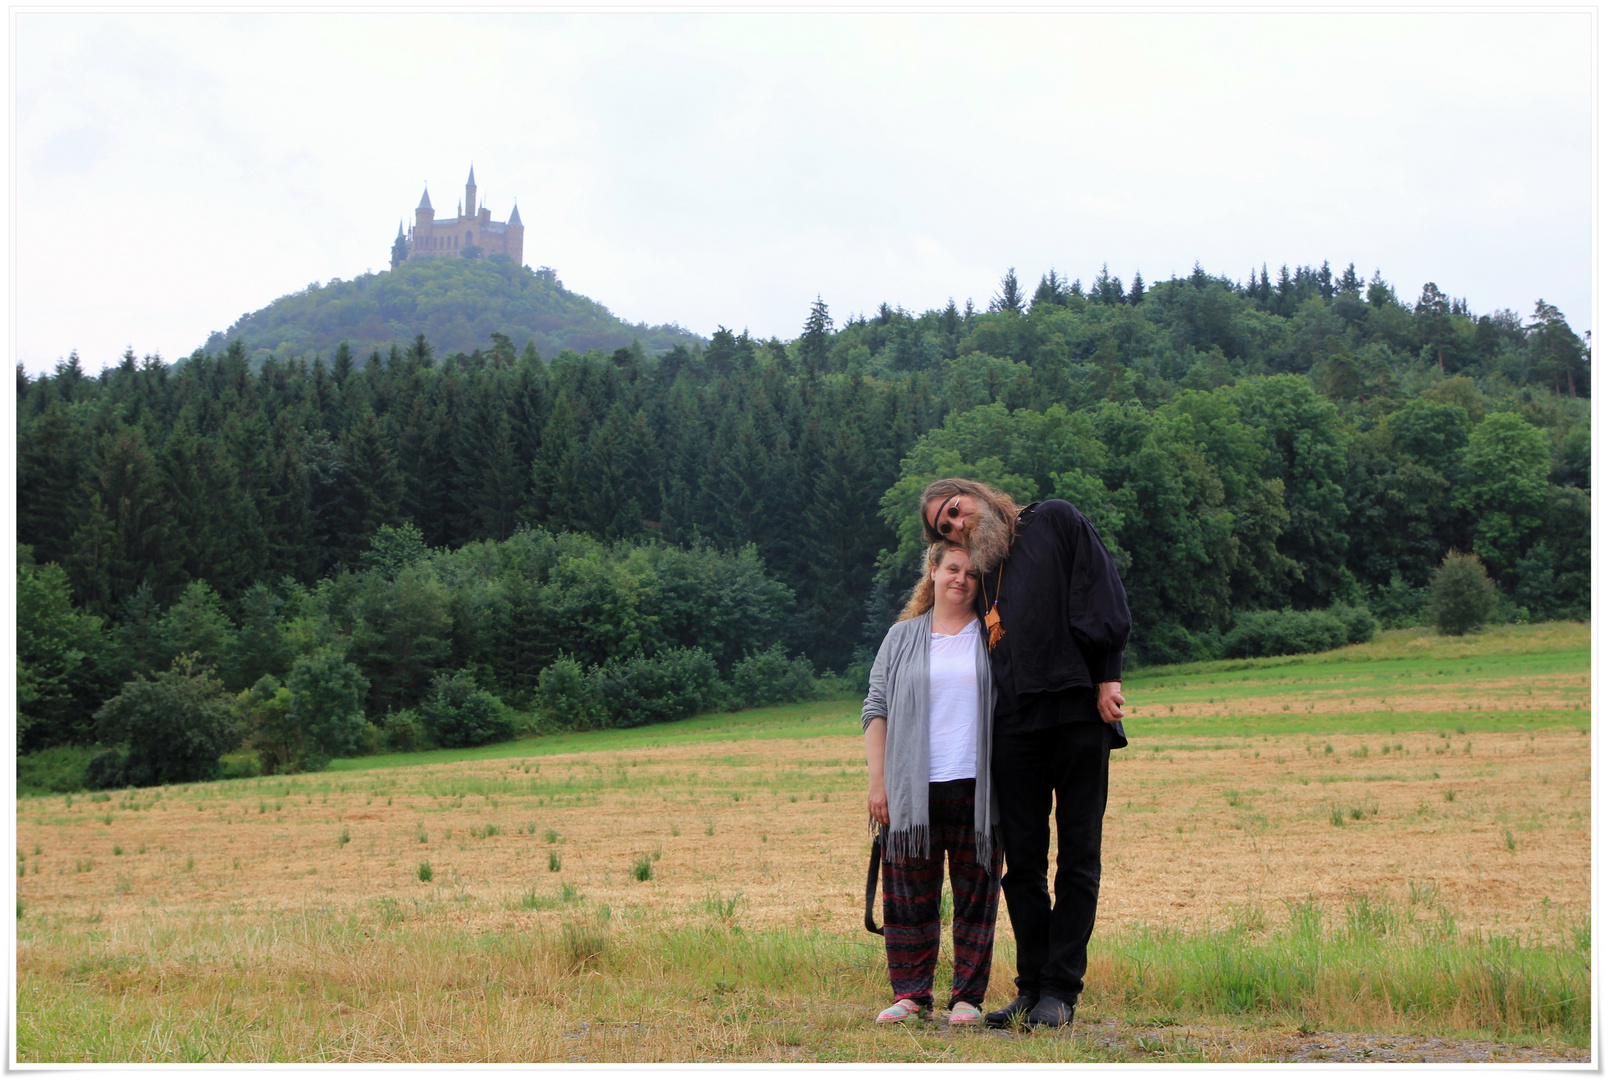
[919, 478, 1021, 546]
[897, 542, 953, 622]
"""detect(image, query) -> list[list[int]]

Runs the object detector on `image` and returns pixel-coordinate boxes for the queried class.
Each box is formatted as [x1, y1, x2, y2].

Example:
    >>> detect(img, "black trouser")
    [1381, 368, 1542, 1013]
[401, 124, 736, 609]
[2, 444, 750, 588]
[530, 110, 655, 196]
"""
[992, 720, 1113, 1004]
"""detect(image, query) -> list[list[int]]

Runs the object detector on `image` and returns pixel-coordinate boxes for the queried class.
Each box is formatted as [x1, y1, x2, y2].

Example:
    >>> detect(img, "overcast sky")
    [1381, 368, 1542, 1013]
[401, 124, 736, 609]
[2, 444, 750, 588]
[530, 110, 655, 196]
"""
[13, 10, 1593, 374]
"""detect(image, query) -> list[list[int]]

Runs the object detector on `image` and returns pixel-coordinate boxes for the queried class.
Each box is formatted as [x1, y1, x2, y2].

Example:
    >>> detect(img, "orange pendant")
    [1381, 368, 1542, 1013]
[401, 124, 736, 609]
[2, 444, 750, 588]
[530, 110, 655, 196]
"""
[985, 605, 1004, 651]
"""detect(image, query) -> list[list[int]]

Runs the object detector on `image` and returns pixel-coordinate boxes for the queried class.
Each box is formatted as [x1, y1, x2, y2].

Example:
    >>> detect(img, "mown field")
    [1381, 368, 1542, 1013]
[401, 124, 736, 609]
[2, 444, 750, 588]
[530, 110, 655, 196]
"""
[15, 622, 1590, 1063]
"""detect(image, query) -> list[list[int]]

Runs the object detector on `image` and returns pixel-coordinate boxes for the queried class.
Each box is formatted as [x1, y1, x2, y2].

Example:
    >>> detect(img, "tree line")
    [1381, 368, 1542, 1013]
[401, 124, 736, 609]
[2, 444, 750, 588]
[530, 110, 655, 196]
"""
[18, 259, 1589, 774]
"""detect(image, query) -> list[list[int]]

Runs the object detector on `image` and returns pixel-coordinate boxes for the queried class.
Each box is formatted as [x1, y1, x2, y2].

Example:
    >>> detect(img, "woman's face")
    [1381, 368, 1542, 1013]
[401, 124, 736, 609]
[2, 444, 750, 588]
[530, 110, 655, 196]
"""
[932, 546, 980, 611]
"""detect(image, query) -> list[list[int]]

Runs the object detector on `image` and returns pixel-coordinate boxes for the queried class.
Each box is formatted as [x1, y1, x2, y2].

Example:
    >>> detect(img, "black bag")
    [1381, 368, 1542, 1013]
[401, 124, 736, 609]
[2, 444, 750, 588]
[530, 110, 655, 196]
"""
[863, 828, 884, 935]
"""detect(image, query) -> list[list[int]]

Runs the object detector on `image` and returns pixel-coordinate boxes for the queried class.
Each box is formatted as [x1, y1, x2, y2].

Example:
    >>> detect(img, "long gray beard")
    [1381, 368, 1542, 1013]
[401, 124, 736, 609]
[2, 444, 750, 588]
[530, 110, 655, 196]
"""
[963, 509, 1012, 573]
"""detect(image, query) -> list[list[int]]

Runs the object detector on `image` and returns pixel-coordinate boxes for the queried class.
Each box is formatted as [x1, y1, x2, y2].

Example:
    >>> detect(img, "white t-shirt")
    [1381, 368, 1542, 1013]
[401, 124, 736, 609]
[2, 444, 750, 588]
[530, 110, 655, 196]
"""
[927, 619, 980, 783]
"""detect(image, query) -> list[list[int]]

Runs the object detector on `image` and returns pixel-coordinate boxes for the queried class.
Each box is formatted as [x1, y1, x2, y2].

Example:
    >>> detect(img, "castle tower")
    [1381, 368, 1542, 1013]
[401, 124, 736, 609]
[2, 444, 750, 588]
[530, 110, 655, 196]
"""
[415, 187, 434, 229]
[465, 165, 477, 220]
[391, 220, 407, 270]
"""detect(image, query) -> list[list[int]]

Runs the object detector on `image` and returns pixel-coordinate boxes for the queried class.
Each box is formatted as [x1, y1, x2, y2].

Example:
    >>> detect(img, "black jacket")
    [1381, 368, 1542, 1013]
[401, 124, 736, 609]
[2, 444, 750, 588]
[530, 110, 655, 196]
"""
[980, 500, 1131, 719]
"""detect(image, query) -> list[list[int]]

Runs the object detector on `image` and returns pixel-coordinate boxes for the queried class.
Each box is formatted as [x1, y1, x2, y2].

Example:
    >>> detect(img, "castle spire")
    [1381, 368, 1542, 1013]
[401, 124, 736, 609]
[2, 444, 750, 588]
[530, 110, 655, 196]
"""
[467, 164, 476, 187]
[417, 186, 432, 211]
[396, 219, 405, 239]
[508, 203, 523, 227]
[465, 165, 477, 219]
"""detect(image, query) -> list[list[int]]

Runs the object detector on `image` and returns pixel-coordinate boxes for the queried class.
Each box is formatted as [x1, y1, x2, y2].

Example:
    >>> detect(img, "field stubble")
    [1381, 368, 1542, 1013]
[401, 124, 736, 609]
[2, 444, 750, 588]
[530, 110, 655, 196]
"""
[16, 623, 1590, 1062]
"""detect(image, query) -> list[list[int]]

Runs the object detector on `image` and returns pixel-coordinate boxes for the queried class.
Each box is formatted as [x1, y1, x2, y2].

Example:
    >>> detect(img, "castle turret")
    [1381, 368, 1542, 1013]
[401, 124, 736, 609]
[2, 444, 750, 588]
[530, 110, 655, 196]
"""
[391, 220, 408, 269]
[465, 165, 477, 220]
[415, 187, 434, 228]
[507, 202, 525, 266]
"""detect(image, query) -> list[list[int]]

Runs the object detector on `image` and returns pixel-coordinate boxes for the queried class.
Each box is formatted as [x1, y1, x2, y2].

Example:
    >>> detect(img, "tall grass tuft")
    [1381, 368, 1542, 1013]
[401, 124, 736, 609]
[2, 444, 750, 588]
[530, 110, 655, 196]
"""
[561, 916, 610, 971]
[1090, 892, 1587, 1044]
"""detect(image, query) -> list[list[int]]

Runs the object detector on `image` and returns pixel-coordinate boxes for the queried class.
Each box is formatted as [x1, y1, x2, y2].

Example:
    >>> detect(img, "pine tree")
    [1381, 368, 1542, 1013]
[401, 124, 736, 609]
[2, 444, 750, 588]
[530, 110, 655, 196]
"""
[341, 410, 404, 552]
[1127, 271, 1146, 306]
[1032, 270, 1067, 310]
[17, 401, 85, 568]
[53, 351, 87, 403]
[799, 297, 833, 375]
[1092, 264, 1123, 306]
[1414, 282, 1453, 372]
[989, 268, 1025, 314]
[332, 341, 354, 385]
[70, 422, 171, 613]
[455, 387, 527, 542]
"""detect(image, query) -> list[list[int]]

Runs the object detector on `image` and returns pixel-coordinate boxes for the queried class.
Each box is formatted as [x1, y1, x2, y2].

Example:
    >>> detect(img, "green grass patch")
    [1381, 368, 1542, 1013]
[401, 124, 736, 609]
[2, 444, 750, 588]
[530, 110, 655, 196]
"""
[326, 699, 866, 774]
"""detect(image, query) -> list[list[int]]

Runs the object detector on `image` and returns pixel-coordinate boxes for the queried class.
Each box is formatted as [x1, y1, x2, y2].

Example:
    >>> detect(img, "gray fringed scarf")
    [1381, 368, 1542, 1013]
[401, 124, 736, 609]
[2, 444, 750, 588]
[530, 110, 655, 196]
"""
[861, 610, 998, 864]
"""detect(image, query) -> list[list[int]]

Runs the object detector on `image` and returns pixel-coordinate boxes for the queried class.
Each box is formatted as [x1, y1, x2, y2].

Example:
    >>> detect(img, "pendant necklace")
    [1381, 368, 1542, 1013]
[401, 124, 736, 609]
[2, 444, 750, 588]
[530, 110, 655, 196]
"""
[980, 565, 1006, 652]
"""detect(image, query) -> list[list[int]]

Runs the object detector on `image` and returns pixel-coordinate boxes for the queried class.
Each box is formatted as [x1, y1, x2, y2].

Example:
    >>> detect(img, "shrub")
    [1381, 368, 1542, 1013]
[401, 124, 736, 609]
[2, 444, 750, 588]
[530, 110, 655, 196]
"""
[1426, 551, 1498, 636]
[536, 655, 599, 730]
[1135, 622, 1222, 666]
[594, 648, 722, 729]
[1222, 609, 1348, 659]
[93, 655, 238, 787]
[18, 744, 97, 795]
[234, 675, 300, 775]
[421, 669, 514, 748]
[730, 645, 816, 708]
[286, 647, 370, 767]
[377, 708, 428, 753]
[1369, 572, 1428, 629]
[1329, 604, 1379, 645]
[218, 752, 263, 780]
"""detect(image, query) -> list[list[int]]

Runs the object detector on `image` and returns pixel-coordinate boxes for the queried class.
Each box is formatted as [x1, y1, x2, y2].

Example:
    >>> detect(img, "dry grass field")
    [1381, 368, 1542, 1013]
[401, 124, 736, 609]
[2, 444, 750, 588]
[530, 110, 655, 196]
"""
[15, 622, 1590, 1063]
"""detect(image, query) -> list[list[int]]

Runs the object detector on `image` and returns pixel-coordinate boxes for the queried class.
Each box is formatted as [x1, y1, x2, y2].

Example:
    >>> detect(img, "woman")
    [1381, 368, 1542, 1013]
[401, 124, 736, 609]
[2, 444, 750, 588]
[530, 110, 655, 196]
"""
[862, 542, 1002, 1026]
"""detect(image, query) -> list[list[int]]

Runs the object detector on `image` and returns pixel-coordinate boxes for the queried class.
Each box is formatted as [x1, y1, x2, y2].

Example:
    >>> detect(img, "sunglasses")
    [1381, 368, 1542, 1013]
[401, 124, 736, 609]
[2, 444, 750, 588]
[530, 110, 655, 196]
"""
[930, 496, 963, 537]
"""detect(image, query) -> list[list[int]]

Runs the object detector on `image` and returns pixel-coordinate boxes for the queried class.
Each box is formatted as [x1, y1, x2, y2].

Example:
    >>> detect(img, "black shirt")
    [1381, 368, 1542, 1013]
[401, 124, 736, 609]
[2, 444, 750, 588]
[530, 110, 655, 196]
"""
[981, 500, 1131, 740]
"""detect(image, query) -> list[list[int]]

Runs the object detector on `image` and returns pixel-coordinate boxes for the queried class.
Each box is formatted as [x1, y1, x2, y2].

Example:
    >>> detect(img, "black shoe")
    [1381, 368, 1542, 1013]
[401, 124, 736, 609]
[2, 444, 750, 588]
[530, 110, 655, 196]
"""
[1025, 995, 1074, 1028]
[984, 994, 1038, 1029]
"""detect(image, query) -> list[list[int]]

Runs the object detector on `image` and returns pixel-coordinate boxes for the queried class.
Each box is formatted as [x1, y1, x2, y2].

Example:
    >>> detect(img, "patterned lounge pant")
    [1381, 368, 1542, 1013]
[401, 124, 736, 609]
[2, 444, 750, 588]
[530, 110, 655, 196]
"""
[882, 778, 1004, 1009]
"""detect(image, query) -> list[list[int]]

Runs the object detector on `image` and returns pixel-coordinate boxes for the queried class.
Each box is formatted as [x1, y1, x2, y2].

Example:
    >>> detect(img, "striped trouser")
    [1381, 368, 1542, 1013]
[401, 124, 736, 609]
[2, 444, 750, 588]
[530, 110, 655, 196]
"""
[881, 778, 1004, 1009]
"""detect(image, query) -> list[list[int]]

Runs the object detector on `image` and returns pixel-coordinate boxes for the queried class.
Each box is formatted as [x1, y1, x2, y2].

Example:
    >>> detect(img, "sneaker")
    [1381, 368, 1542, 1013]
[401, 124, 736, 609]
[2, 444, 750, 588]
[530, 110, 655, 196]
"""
[984, 993, 1038, 1029]
[1025, 994, 1074, 1028]
[876, 998, 930, 1024]
[948, 1001, 983, 1026]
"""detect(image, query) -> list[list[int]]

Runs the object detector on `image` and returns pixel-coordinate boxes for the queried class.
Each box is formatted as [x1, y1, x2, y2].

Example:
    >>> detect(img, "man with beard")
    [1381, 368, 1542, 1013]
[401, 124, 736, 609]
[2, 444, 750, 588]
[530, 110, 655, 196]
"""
[918, 478, 1130, 1030]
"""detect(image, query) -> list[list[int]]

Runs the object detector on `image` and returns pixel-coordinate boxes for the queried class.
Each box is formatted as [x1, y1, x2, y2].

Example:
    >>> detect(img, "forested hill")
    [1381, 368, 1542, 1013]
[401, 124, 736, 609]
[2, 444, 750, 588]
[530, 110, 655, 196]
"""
[200, 256, 704, 364]
[19, 260, 1590, 765]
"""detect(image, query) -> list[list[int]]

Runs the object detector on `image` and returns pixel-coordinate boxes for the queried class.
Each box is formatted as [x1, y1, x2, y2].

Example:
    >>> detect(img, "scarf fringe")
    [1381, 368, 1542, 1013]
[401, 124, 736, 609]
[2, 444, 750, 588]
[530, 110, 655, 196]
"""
[882, 822, 1001, 868]
[884, 824, 930, 862]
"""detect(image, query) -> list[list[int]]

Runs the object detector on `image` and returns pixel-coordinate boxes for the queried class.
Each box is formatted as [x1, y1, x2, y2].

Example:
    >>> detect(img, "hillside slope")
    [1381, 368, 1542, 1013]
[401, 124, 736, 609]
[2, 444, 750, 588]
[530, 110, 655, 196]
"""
[201, 256, 703, 363]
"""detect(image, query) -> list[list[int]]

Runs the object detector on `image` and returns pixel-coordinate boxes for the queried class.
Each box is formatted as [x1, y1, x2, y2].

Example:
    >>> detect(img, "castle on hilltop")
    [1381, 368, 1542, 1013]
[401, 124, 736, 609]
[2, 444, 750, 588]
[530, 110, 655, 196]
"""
[391, 166, 524, 269]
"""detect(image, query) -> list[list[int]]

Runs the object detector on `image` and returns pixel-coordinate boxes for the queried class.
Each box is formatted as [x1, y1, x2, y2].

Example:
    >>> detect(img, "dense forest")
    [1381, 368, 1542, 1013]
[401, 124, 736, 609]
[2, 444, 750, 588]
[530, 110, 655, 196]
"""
[19, 258, 1590, 780]
[201, 257, 702, 366]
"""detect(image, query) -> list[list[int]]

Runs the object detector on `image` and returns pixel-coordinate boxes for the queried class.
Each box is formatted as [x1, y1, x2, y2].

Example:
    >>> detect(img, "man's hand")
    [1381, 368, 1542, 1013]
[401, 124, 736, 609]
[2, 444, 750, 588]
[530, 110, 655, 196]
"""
[1097, 681, 1125, 725]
